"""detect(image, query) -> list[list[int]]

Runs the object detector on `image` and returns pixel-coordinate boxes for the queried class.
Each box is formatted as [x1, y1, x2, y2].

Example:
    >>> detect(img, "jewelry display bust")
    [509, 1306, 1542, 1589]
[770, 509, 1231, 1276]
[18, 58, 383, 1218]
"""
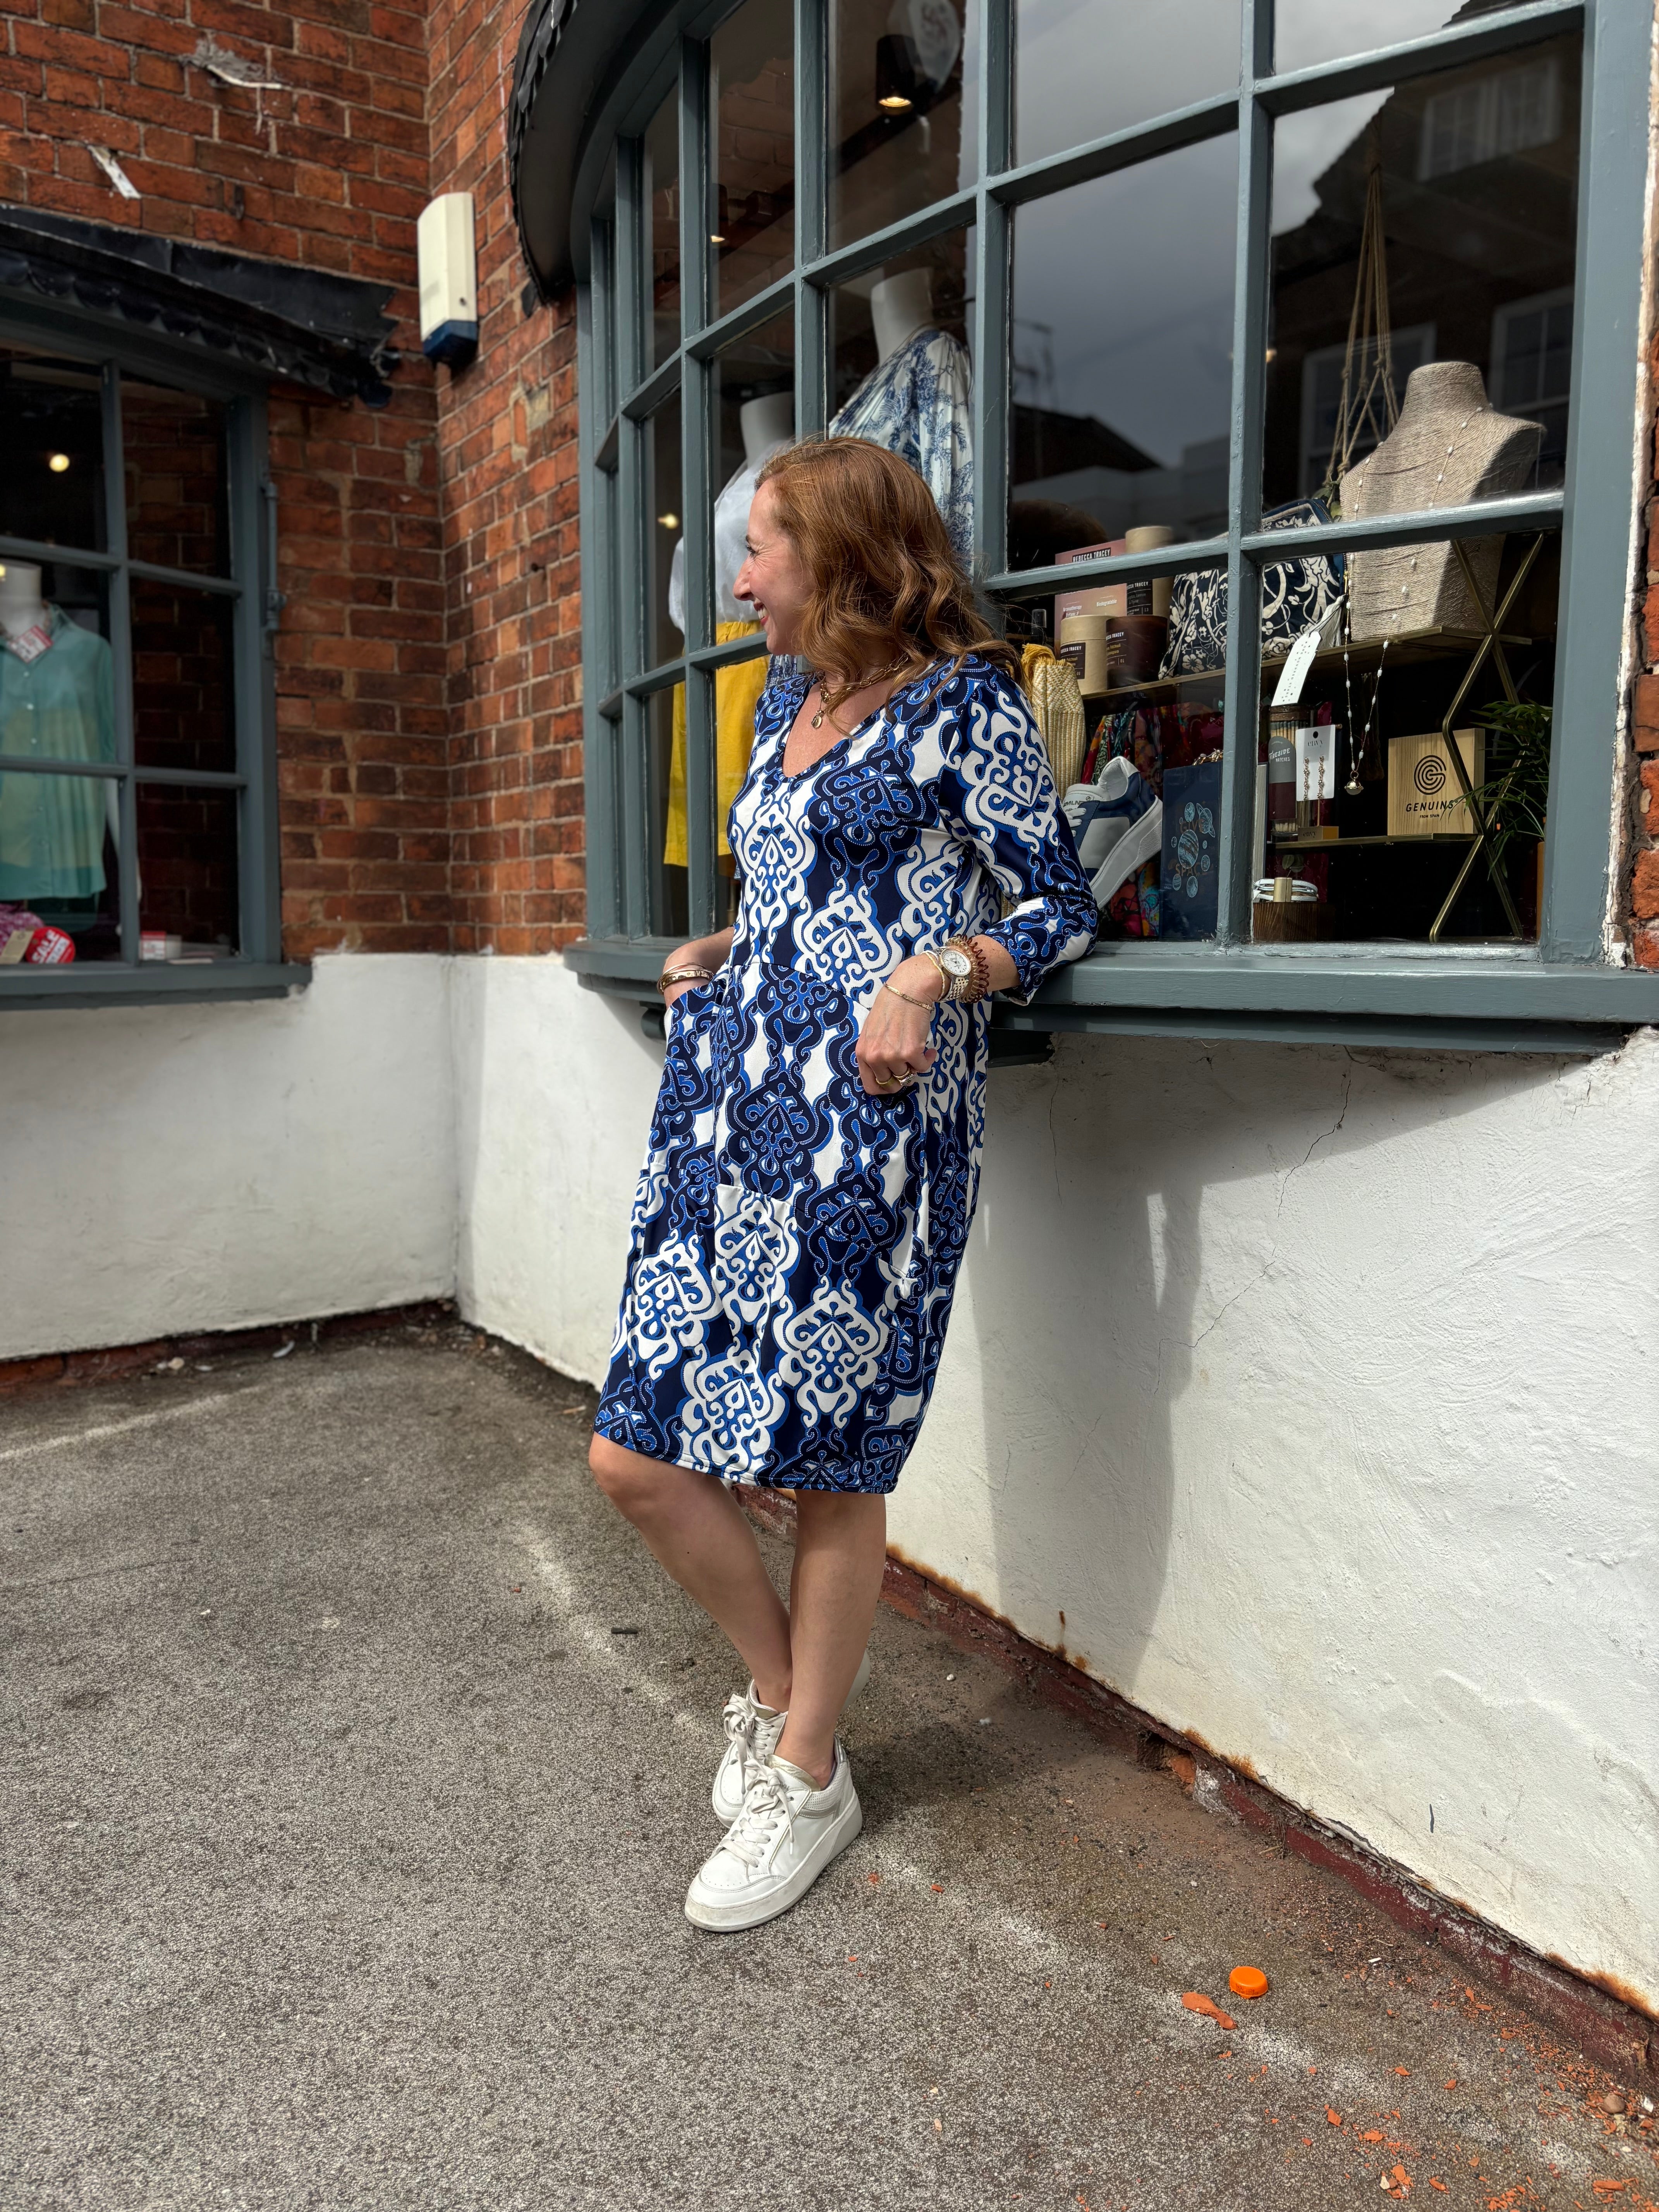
[1343, 362, 1542, 643]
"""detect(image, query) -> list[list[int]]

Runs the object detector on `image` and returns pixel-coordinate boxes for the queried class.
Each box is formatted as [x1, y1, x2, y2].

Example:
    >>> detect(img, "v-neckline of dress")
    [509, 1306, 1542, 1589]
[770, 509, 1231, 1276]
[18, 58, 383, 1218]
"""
[775, 662, 939, 784]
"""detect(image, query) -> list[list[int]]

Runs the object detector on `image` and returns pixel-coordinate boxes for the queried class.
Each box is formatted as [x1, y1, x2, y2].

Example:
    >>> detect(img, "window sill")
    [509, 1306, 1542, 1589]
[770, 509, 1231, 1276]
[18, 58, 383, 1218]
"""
[0, 961, 310, 1010]
[565, 938, 1659, 1054]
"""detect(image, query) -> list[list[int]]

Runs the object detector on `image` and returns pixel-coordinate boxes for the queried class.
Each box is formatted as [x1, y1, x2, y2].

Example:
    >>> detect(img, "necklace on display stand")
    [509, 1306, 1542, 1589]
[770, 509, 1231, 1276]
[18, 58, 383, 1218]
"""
[1339, 569, 1390, 794]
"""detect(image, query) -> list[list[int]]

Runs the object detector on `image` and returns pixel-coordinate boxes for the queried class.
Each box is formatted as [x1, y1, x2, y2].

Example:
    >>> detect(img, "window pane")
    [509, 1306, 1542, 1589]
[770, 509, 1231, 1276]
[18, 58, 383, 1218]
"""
[0, 772, 121, 959]
[0, 345, 106, 553]
[829, 0, 977, 250]
[1276, 0, 1467, 77]
[711, 0, 795, 321]
[1265, 38, 1578, 521]
[709, 309, 794, 644]
[123, 379, 230, 577]
[0, 583, 114, 766]
[131, 580, 237, 774]
[648, 686, 690, 940]
[830, 230, 974, 567]
[137, 782, 239, 956]
[649, 394, 684, 672]
[644, 90, 681, 368]
[1008, 135, 1238, 569]
[1015, 0, 1239, 166]
[1252, 538, 1558, 944]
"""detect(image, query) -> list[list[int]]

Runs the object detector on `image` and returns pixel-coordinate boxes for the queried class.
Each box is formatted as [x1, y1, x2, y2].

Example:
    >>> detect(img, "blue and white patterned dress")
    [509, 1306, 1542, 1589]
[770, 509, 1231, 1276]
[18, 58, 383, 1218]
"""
[594, 655, 1097, 1494]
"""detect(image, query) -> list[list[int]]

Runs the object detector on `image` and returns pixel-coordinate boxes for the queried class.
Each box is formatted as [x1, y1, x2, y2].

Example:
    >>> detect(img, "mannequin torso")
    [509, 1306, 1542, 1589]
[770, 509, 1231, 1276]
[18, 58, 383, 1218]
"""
[871, 269, 935, 363]
[0, 562, 48, 640]
[1343, 362, 1542, 641]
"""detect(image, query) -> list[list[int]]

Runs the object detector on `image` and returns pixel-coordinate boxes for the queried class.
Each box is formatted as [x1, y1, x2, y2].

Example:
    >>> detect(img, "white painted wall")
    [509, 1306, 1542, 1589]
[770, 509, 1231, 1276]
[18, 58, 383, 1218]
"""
[0, 955, 457, 1360]
[8, 947, 1656, 2011]
[451, 956, 1659, 2015]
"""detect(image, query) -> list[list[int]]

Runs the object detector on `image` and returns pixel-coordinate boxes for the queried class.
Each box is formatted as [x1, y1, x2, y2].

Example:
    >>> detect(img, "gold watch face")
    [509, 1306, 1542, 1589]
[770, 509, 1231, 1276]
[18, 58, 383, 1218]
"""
[939, 948, 972, 976]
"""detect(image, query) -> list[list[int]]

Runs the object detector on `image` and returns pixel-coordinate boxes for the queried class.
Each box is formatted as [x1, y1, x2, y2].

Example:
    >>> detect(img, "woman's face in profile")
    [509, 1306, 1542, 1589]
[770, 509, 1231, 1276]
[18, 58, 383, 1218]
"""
[733, 481, 813, 659]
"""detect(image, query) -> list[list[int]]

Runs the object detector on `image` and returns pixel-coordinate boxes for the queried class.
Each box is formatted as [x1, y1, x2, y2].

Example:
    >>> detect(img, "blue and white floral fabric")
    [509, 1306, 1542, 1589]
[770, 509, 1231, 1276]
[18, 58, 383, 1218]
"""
[830, 328, 974, 568]
[595, 655, 1096, 1494]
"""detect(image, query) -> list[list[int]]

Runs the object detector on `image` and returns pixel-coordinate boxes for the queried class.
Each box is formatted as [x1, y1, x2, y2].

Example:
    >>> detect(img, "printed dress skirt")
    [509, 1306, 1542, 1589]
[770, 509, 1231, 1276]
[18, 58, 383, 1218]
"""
[593, 654, 1097, 1494]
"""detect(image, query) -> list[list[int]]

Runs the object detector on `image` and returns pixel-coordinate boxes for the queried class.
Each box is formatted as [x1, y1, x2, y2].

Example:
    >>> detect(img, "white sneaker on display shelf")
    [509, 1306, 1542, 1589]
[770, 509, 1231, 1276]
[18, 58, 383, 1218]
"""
[685, 1745, 864, 1932]
[711, 1645, 871, 1823]
[1062, 756, 1163, 911]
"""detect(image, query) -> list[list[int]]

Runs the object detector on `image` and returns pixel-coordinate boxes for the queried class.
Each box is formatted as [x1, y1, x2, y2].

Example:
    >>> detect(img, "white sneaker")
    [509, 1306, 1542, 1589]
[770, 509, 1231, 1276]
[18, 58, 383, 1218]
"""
[711, 1648, 871, 1823]
[685, 1747, 864, 1931]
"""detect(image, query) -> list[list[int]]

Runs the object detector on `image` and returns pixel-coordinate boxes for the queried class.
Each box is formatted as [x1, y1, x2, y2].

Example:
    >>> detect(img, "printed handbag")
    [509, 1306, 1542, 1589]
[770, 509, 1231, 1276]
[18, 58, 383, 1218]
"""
[1159, 500, 1343, 678]
[1158, 760, 1224, 940]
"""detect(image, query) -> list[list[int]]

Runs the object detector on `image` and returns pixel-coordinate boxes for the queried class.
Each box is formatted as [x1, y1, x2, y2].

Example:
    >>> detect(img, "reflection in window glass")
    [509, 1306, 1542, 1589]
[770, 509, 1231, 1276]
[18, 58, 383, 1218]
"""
[1007, 136, 1237, 570]
[830, 231, 974, 565]
[647, 686, 690, 941]
[1266, 38, 1578, 514]
[124, 380, 230, 576]
[711, 0, 795, 320]
[829, 0, 977, 249]
[710, 309, 793, 642]
[1275, 0, 1465, 78]
[1015, 0, 1239, 167]
[0, 772, 122, 959]
[132, 581, 237, 774]
[649, 395, 684, 672]
[137, 782, 239, 956]
[0, 346, 106, 553]
[644, 91, 680, 368]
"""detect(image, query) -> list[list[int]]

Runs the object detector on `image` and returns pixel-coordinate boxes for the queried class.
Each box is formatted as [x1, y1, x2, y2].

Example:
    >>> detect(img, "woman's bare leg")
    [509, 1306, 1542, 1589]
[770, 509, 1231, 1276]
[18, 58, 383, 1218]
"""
[776, 1491, 887, 1787]
[589, 1436, 793, 1709]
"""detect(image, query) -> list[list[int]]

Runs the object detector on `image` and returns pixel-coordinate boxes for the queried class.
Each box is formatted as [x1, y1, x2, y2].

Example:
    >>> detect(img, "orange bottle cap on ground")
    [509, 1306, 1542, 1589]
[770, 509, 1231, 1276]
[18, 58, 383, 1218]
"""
[1229, 1965, 1269, 1999]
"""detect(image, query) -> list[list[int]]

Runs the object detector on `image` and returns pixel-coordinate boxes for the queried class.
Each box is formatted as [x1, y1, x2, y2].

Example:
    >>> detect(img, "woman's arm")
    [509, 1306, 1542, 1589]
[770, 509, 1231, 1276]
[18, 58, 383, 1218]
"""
[856, 938, 1017, 1094]
[661, 926, 735, 1006]
[933, 675, 1098, 1003]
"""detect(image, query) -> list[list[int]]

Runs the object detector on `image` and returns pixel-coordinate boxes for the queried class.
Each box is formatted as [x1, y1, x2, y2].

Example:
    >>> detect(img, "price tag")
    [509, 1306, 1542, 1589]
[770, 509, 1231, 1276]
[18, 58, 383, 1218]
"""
[4, 623, 54, 665]
[0, 927, 35, 964]
[1269, 623, 1322, 708]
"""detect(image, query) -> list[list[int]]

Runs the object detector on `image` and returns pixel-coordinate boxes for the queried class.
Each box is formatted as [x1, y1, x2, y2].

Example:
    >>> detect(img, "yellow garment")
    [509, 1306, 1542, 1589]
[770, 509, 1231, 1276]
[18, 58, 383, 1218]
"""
[664, 621, 767, 866]
[1021, 642, 1086, 792]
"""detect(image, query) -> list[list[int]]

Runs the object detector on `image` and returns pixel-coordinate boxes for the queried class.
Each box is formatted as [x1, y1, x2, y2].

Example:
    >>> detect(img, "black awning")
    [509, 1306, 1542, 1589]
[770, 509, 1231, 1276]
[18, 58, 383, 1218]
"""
[510, 0, 675, 299]
[0, 207, 400, 406]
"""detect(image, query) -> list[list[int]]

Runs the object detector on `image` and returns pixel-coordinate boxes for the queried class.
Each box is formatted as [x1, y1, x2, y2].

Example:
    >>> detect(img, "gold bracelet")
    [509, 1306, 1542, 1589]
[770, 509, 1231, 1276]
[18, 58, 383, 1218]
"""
[656, 965, 715, 996]
[881, 977, 936, 1010]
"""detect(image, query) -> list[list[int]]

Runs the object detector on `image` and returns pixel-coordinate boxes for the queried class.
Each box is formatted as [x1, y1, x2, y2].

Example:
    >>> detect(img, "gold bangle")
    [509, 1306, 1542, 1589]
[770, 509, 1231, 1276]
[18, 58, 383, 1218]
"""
[657, 965, 715, 996]
[881, 977, 936, 1010]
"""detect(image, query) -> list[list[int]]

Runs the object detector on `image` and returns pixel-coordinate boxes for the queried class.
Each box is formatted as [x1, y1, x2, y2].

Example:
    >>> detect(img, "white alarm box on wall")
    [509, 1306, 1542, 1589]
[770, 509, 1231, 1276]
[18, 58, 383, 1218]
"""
[418, 192, 478, 366]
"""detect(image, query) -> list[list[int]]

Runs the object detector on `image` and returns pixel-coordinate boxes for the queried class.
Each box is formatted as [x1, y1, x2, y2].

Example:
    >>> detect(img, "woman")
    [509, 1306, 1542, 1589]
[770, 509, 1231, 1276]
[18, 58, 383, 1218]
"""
[590, 437, 1097, 1931]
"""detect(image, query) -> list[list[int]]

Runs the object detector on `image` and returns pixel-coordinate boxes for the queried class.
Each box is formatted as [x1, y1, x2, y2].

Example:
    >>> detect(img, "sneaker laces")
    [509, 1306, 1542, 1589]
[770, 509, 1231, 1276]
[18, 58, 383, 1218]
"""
[721, 1690, 755, 1750]
[721, 1764, 797, 1871]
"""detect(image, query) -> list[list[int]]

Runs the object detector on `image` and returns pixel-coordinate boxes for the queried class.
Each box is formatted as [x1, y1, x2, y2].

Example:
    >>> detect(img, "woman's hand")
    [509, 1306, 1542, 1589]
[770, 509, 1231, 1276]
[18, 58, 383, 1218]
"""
[661, 928, 735, 1008]
[856, 957, 943, 1094]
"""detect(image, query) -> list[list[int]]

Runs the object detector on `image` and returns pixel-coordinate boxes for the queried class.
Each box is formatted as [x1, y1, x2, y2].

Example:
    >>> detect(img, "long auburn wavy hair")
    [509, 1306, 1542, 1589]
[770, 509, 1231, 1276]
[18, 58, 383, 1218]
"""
[755, 436, 1021, 714]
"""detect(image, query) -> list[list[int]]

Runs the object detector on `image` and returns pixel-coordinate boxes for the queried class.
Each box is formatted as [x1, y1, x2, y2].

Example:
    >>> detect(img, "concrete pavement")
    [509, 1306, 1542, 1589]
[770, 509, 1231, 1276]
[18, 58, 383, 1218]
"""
[2, 1328, 1649, 2210]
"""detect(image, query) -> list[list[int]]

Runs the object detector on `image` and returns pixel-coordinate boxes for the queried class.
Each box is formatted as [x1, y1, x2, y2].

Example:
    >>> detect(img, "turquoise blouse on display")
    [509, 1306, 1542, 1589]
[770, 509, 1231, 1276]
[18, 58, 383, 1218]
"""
[0, 607, 116, 903]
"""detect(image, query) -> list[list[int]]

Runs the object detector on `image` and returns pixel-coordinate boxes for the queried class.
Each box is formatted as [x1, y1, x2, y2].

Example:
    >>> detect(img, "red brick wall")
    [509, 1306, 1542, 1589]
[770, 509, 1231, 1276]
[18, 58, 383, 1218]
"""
[0, 0, 459, 957]
[426, 0, 584, 953]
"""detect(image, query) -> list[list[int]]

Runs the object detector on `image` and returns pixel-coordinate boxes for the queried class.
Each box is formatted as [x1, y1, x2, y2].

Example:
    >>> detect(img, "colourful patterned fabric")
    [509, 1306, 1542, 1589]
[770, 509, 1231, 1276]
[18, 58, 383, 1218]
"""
[595, 655, 1096, 1494]
[830, 328, 974, 567]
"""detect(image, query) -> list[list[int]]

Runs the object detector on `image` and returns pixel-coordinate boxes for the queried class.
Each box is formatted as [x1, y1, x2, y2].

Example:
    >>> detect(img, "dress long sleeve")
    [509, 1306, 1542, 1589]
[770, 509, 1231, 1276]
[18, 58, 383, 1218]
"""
[934, 668, 1098, 1003]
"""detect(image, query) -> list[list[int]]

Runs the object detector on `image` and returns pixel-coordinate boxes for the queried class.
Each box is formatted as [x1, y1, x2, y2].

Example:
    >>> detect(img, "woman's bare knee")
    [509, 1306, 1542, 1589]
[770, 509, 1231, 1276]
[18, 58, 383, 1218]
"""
[590, 1433, 654, 1510]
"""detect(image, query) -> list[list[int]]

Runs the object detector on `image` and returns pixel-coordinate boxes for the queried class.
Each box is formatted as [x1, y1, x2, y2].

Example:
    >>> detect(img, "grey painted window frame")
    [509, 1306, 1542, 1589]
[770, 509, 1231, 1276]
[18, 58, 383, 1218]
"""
[0, 293, 298, 1008]
[567, 0, 1659, 1051]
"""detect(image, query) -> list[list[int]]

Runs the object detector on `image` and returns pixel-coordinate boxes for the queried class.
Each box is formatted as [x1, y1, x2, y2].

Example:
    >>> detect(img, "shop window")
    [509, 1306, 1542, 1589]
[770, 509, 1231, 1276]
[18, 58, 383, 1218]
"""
[0, 334, 273, 985]
[828, 0, 977, 248]
[711, 0, 795, 320]
[1007, 136, 1239, 569]
[566, 0, 1650, 1040]
[1014, 0, 1238, 166]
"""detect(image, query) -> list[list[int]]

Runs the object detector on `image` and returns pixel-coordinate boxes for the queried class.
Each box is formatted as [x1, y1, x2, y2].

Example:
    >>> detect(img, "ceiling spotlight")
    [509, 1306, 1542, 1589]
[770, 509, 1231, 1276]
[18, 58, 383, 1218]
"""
[658, 512, 679, 529]
[709, 232, 726, 245]
[48, 452, 71, 473]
